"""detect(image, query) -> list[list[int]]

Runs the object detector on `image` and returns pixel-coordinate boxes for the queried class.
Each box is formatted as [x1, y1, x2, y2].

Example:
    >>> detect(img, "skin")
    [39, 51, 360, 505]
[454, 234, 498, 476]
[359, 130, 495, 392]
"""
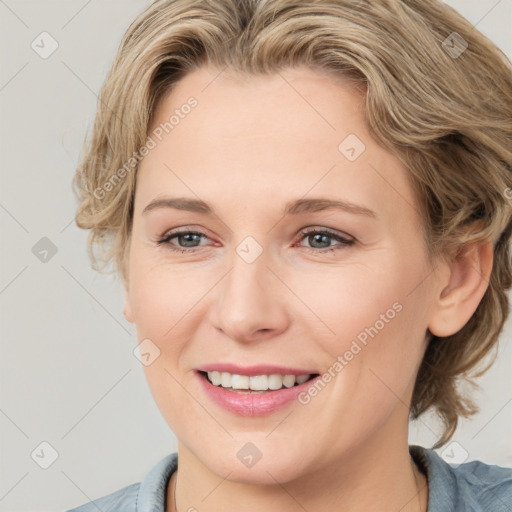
[123, 65, 493, 512]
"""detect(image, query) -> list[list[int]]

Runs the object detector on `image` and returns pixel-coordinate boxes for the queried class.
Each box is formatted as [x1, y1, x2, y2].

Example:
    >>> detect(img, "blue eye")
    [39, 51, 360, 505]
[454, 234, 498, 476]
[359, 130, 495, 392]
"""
[157, 230, 207, 253]
[157, 228, 354, 254]
[297, 228, 354, 253]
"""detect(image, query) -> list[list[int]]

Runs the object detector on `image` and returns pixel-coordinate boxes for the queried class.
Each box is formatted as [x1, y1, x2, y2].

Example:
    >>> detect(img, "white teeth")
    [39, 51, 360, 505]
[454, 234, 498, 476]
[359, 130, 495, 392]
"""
[221, 372, 231, 387]
[210, 371, 222, 386]
[282, 375, 296, 388]
[249, 375, 268, 390]
[206, 371, 312, 391]
[295, 374, 310, 385]
[231, 374, 250, 389]
[268, 374, 283, 390]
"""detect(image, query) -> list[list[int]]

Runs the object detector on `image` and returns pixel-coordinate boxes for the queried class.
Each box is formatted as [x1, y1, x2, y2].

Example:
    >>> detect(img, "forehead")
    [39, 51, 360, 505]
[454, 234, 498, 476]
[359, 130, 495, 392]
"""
[136, 65, 417, 225]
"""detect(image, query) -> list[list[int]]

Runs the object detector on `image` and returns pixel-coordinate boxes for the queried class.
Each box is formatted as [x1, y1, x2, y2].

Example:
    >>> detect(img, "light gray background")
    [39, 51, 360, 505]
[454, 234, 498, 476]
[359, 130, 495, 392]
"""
[0, 1, 511, 511]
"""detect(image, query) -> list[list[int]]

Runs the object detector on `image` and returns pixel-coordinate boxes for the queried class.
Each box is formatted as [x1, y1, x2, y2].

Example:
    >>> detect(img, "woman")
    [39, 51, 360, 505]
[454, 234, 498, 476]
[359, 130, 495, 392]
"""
[68, 0, 512, 510]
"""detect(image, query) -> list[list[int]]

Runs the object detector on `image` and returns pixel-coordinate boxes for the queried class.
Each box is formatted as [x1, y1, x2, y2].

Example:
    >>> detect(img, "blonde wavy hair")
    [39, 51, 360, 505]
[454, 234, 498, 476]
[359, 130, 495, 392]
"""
[73, 0, 512, 448]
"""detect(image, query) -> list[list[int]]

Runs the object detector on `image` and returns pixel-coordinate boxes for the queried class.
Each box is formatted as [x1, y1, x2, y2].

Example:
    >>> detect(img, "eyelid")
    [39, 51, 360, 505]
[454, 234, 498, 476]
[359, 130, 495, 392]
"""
[299, 226, 353, 241]
[294, 227, 355, 252]
[157, 226, 355, 253]
[157, 228, 210, 246]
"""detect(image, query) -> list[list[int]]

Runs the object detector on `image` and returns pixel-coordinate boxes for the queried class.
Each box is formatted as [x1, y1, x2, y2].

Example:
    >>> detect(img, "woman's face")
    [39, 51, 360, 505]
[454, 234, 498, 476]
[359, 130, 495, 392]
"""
[124, 65, 443, 482]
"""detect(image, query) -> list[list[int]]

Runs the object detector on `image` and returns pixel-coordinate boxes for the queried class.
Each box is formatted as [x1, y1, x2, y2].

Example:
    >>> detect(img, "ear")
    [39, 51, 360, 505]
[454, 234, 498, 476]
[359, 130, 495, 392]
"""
[121, 242, 134, 323]
[428, 239, 493, 338]
[123, 287, 135, 324]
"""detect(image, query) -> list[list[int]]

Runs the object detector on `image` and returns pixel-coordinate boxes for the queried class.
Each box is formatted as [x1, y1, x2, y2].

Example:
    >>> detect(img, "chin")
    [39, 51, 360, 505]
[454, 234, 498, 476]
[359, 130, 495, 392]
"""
[196, 442, 311, 485]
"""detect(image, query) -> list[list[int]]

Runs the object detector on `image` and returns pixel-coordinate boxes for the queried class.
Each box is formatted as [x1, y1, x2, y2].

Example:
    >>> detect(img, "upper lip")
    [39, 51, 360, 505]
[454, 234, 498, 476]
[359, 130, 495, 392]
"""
[196, 363, 318, 376]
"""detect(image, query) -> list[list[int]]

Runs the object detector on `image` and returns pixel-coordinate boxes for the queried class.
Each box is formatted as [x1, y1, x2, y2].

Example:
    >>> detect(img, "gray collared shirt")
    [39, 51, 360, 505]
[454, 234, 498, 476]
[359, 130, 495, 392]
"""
[65, 445, 512, 511]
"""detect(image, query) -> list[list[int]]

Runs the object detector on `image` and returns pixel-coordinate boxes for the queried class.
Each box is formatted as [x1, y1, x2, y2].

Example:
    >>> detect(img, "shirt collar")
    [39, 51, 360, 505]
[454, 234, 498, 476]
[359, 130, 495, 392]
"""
[136, 452, 178, 512]
[410, 444, 458, 511]
[136, 447, 455, 512]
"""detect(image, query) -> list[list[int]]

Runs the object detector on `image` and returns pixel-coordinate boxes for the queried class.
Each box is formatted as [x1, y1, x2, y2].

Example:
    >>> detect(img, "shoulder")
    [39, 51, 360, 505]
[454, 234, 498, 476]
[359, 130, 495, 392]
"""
[64, 452, 178, 512]
[449, 456, 512, 510]
[410, 444, 512, 511]
[64, 482, 140, 512]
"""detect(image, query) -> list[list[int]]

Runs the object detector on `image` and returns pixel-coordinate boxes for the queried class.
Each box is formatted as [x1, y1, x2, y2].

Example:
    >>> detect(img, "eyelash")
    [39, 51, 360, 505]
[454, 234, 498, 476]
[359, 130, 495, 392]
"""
[156, 227, 354, 254]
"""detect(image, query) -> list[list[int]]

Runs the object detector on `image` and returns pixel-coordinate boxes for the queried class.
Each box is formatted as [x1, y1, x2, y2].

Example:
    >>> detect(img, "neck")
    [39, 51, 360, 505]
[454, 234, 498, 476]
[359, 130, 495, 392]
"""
[167, 421, 428, 512]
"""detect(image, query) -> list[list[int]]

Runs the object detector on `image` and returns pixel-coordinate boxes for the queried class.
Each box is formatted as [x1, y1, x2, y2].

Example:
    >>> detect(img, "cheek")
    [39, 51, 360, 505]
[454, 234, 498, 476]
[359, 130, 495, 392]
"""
[130, 263, 203, 425]
[142, 362, 198, 443]
[128, 255, 199, 339]
[293, 258, 415, 340]
[128, 258, 209, 404]
[302, 254, 429, 387]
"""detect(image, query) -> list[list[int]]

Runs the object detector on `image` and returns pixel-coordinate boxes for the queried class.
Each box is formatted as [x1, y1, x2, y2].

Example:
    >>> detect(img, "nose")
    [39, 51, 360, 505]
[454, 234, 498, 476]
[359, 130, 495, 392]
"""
[211, 248, 290, 344]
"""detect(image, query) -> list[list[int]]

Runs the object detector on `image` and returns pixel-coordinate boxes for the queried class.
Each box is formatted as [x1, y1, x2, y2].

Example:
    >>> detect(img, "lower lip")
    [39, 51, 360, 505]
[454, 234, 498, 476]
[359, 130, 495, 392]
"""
[196, 371, 321, 416]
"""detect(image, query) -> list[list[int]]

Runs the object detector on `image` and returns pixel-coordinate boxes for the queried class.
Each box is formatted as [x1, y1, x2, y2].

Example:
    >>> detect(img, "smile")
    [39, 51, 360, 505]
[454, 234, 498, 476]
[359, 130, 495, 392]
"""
[196, 370, 322, 416]
[203, 370, 316, 392]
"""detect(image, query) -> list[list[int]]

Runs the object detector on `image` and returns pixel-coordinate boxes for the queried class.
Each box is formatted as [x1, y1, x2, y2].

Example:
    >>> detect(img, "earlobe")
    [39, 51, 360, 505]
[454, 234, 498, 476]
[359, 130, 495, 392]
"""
[124, 289, 134, 324]
[121, 250, 133, 323]
[428, 240, 493, 338]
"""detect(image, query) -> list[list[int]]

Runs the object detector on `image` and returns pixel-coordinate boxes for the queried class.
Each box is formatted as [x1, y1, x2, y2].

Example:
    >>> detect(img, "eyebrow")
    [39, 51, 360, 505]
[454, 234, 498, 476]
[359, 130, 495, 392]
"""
[142, 196, 377, 218]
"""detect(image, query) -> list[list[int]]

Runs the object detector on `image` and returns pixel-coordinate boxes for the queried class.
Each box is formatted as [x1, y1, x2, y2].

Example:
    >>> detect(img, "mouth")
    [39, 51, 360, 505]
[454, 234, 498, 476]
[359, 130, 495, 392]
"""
[195, 367, 324, 416]
[198, 370, 320, 394]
